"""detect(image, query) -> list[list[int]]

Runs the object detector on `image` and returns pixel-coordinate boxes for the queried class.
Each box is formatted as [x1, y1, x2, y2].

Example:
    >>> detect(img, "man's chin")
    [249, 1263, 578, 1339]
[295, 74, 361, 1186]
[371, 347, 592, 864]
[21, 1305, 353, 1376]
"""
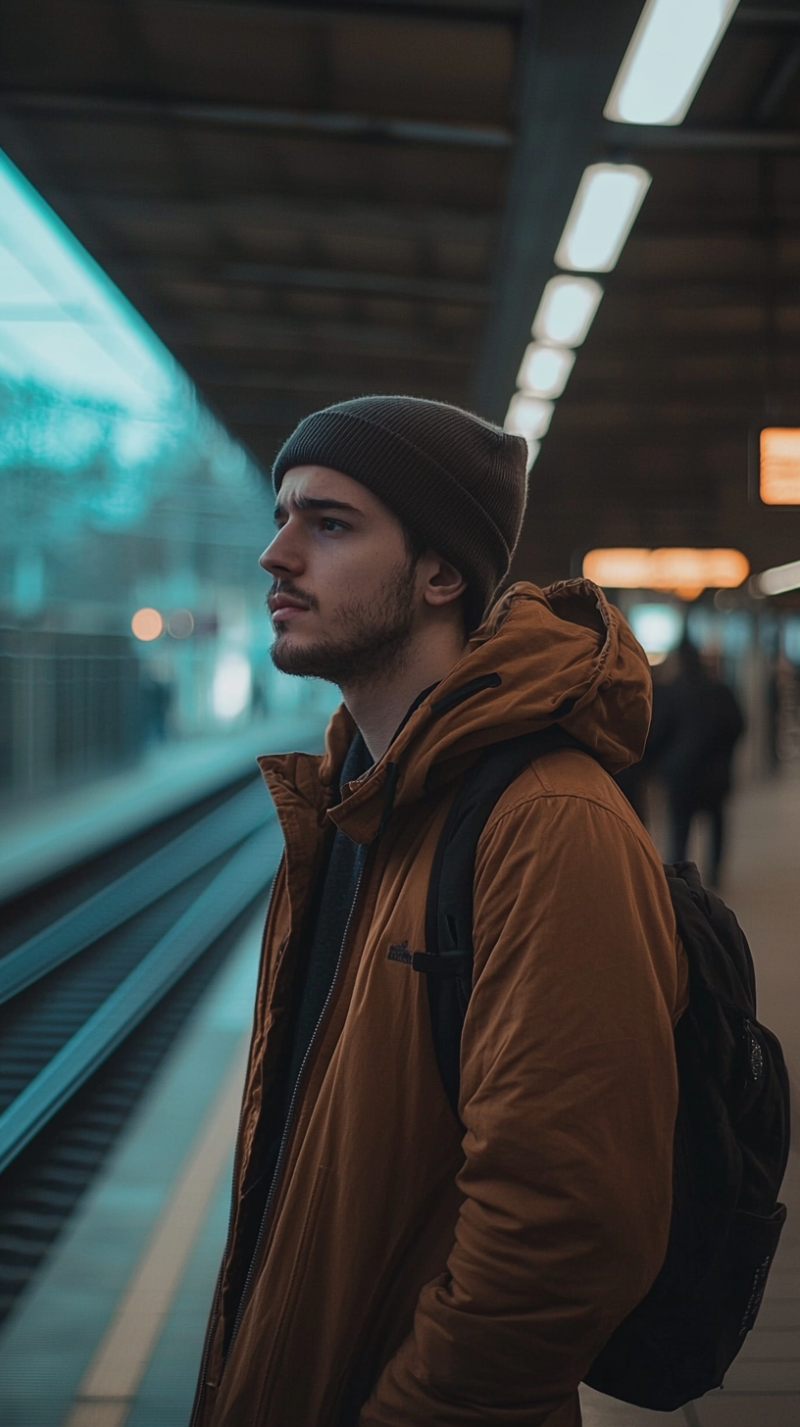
[270, 633, 333, 681]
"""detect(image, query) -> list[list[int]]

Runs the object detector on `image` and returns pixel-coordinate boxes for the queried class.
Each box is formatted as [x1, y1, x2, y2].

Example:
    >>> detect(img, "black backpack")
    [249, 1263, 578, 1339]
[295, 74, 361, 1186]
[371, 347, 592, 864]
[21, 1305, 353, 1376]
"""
[413, 727, 790, 1412]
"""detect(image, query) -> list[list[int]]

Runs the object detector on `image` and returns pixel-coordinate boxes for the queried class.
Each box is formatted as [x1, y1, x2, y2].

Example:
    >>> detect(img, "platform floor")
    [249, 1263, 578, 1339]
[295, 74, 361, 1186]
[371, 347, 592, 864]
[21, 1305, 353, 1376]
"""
[0, 770, 797, 1426]
[583, 771, 800, 1427]
[0, 906, 262, 1427]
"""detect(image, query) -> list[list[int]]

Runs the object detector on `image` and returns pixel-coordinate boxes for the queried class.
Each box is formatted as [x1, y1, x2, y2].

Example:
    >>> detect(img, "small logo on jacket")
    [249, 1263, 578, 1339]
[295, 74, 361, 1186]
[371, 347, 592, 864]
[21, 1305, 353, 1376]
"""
[388, 940, 414, 965]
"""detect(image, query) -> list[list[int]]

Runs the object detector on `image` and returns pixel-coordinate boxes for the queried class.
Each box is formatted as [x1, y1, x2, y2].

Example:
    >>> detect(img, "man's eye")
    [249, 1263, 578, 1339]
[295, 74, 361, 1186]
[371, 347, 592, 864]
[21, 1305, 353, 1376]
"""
[321, 517, 344, 532]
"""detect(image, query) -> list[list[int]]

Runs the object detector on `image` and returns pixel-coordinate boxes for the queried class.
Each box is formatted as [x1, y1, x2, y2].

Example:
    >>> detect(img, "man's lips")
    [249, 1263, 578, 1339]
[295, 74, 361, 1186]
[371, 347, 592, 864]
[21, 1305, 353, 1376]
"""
[269, 596, 311, 623]
[272, 606, 308, 623]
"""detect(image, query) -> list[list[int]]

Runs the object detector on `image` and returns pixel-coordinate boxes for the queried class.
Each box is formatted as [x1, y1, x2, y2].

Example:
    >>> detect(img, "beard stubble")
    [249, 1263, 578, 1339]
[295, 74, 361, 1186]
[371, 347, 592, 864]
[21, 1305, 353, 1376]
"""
[270, 555, 419, 687]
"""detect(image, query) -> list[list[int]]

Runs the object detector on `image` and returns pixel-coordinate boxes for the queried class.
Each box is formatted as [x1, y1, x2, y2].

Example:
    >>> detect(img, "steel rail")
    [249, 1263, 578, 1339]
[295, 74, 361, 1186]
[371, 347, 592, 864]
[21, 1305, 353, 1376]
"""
[0, 779, 271, 1006]
[0, 822, 280, 1175]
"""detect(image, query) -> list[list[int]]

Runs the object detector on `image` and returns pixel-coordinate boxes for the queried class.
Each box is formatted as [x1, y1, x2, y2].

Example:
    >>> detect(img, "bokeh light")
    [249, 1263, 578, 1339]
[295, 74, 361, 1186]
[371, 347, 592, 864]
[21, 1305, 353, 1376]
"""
[131, 607, 163, 642]
[166, 608, 194, 639]
[212, 651, 252, 720]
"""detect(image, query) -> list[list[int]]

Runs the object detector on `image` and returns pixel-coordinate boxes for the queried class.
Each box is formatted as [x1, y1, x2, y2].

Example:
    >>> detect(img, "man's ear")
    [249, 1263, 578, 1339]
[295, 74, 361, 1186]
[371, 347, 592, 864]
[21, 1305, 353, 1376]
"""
[422, 552, 467, 608]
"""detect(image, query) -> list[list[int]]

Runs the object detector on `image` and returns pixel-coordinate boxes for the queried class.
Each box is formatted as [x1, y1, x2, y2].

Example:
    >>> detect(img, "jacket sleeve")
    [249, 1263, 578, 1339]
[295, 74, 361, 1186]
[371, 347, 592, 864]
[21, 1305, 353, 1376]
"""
[359, 784, 681, 1426]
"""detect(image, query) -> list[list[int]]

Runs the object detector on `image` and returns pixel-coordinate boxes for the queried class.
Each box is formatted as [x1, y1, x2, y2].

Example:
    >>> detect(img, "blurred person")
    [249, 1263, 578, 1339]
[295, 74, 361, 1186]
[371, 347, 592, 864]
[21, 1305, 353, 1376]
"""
[648, 637, 744, 886]
[191, 397, 685, 1427]
[140, 669, 173, 744]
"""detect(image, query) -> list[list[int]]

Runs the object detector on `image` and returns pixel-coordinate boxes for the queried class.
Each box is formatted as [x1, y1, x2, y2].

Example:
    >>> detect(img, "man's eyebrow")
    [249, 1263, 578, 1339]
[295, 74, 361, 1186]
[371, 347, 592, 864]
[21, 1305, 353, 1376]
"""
[273, 495, 361, 520]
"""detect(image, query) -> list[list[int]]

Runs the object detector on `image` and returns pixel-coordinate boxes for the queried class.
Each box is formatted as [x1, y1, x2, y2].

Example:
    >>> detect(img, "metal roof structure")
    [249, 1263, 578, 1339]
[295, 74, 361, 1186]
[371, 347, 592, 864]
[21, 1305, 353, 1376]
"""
[2, 0, 800, 585]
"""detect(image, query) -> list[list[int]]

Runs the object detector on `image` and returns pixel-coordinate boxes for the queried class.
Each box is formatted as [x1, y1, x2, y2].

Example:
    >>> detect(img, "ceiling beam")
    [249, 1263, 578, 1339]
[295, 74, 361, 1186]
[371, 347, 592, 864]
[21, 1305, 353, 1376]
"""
[39, 188, 800, 243]
[11, 185, 497, 239]
[735, 7, 800, 28]
[0, 89, 514, 149]
[550, 402, 786, 427]
[592, 276, 800, 299]
[111, 258, 490, 305]
[603, 122, 800, 152]
[751, 38, 800, 124]
[160, 0, 524, 25]
[157, 311, 477, 357]
[470, 0, 645, 423]
[219, 390, 466, 427]
[192, 365, 398, 392]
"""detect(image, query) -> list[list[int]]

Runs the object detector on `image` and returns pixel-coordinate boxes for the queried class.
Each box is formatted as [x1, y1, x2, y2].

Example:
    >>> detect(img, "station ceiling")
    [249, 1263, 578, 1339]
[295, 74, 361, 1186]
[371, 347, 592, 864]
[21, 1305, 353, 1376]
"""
[2, 0, 800, 586]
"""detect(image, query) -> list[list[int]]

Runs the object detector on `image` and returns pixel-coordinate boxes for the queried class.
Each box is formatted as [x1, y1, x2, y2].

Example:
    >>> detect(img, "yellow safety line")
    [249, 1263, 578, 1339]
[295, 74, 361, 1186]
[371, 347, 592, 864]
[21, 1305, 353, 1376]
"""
[63, 1035, 249, 1427]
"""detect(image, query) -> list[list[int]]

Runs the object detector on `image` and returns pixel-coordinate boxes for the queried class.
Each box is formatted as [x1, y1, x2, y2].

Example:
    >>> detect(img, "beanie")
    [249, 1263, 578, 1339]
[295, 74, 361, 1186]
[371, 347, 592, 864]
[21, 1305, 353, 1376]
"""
[271, 395, 528, 630]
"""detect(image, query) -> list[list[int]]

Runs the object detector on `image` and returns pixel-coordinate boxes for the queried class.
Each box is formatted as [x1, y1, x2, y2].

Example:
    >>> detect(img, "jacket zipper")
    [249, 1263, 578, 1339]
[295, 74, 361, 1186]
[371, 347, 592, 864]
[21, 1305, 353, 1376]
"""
[221, 842, 370, 1372]
[189, 858, 283, 1427]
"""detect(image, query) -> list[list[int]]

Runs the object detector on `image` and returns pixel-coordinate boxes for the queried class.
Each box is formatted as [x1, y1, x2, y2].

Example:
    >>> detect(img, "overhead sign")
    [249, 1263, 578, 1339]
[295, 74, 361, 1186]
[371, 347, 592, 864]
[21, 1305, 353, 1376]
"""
[584, 547, 749, 602]
[759, 428, 800, 505]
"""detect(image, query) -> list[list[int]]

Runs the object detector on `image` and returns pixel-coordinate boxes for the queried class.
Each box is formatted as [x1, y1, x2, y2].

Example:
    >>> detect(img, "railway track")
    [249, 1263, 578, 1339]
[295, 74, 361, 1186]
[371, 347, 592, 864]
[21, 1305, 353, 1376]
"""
[0, 772, 282, 1327]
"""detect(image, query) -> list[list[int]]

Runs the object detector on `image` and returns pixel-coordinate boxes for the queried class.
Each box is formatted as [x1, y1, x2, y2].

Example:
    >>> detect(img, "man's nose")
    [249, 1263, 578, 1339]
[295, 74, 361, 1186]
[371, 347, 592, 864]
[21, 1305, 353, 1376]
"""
[259, 526, 303, 576]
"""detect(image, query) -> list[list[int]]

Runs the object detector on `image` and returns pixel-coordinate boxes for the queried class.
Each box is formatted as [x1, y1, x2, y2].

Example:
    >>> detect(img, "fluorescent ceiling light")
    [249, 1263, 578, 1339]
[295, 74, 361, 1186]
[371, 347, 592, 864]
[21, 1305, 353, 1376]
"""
[555, 164, 651, 273]
[517, 343, 575, 399]
[757, 559, 800, 597]
[504, 394, 554, 441]
[533, 276, 603, 347]
[605, 0, 740, 127]
[524, 439, 541, 473]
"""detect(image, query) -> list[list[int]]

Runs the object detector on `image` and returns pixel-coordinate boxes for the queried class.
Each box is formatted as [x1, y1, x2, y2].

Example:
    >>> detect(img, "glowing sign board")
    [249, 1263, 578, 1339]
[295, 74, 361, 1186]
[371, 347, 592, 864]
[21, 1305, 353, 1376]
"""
[584, 548, 749, 602]
[760, 428, 800, 505]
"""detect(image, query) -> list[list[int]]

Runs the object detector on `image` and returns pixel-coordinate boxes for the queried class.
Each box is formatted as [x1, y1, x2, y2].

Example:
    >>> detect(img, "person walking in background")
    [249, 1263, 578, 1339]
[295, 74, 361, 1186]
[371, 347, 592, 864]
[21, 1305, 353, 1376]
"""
[649, 637, 745, 886]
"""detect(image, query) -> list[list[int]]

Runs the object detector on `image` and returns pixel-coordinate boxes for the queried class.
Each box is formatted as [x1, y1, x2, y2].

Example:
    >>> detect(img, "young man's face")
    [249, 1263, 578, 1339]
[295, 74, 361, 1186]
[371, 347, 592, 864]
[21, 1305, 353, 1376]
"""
[260, 465, 423, 686]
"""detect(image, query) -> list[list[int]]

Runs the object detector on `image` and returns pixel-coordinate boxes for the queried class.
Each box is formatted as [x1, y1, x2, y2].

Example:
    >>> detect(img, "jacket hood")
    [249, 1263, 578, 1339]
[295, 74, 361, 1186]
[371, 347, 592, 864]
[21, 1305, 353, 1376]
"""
[260, 579, 651, 844]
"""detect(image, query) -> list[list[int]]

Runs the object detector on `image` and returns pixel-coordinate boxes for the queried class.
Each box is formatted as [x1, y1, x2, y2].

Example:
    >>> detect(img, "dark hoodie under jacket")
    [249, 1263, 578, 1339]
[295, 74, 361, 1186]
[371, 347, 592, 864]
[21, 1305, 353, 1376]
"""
[191, 579, 688, 1427]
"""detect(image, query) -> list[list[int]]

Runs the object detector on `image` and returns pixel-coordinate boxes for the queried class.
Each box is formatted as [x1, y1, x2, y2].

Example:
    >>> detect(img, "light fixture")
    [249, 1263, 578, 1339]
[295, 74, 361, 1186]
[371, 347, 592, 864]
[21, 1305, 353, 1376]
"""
[166, 607, 195, 639]
[628, 603, 684, 665]
[516, 343, 575, 399]
[524, 440, 541, 473]
[583, 547, 749, 601]
[605, 0, 740, 127]
[504, 394, 554, 441]
[212, 651, 252, 721]
[555, 164, 652, 273]
[532, 276, 604, 347]
[131, 607, 163, 641]
[759, 428, 800, 505]
[756, 559, 800, 598]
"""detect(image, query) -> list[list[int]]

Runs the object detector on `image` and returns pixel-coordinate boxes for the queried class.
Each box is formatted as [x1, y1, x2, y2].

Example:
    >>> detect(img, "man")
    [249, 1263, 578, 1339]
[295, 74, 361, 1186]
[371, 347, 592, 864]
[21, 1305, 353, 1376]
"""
[192, 396, 686, 1427]
[649, 637, 745, 886]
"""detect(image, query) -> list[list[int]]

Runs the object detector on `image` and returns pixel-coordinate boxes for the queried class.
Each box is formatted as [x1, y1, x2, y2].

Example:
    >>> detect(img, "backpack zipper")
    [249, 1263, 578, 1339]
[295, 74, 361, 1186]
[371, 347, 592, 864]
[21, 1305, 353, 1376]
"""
[220, 842, 370, 1374]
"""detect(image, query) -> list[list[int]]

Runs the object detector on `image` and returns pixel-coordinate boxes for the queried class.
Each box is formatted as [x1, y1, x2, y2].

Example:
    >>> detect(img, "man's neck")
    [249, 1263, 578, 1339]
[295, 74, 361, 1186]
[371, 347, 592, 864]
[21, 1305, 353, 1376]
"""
[342, 627, 469, 762]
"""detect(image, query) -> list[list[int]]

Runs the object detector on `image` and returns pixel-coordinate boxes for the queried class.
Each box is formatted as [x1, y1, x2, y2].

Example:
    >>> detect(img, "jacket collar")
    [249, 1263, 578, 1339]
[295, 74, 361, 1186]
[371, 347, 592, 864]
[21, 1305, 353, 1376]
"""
[257, 578, 652, 846]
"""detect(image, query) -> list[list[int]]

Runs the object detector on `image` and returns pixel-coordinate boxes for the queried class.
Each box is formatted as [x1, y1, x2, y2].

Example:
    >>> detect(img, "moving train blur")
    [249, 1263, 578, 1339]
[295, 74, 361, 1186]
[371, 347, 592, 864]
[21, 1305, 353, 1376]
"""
[0, 2, 799, 1424]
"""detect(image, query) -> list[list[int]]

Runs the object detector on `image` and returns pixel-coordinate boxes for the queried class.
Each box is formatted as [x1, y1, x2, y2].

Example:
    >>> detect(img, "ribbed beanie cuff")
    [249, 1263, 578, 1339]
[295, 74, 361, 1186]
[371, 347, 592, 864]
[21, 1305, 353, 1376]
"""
[271, 396, 528, 629]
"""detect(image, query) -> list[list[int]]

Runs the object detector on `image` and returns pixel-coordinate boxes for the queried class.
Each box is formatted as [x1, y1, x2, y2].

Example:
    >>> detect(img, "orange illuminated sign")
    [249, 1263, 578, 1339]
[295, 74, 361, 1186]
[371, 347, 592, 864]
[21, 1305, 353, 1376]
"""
[583, 548, 749, 602]
[760, 428, 800, 504]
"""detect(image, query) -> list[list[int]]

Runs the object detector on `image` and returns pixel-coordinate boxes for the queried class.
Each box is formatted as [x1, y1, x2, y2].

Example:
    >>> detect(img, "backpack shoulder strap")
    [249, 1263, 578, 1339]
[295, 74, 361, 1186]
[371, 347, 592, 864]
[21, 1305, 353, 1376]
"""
[418, 724, 590, 1116]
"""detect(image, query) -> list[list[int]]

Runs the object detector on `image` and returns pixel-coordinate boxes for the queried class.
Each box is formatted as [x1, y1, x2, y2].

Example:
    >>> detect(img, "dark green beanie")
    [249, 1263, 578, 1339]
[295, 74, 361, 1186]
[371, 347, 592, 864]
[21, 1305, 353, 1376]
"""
[271, 395, 528, 630]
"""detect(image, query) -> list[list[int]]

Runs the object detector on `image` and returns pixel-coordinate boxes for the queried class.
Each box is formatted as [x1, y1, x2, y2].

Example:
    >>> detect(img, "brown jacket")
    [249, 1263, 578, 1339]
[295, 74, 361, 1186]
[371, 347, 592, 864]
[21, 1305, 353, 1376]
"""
[193, 580, 687, 1427]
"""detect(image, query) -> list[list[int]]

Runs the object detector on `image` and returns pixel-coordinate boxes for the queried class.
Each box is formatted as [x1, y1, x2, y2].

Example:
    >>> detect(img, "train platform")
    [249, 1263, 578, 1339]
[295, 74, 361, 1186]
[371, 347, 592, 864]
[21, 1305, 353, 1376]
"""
[0, 769, 797, 1427]
[0, 905, 262, 1427]
[0, 711, 328, 902]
